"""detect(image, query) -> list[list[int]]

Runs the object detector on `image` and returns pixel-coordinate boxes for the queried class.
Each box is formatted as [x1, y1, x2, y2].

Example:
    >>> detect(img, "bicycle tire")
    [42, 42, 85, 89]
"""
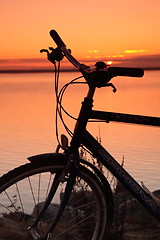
[0, 156, 110, 240]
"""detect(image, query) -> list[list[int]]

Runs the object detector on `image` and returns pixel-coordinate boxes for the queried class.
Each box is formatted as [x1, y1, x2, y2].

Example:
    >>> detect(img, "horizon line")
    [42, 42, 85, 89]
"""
[0, 67, 160, 74]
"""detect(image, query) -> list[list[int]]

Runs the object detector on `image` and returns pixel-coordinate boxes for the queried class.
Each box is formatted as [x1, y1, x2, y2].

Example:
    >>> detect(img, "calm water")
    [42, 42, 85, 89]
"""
[0, 70, 159, 191]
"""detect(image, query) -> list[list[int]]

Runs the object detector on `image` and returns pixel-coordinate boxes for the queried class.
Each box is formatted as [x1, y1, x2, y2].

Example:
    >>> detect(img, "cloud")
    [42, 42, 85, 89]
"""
[0, 58, 50, 71]
[124, 50, 148, 54]
[81, 54, 160, 69]
[0, 54, 160, 71]
[0, 58, 46, 63]
[116, 54, 160, 68]
[88, 50, 99, 53]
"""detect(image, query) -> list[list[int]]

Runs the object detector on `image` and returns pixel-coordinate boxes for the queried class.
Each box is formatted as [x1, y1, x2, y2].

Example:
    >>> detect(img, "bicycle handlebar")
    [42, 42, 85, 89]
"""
[50, 30, 82, 69]
[108, 67, 144, 78]
[50, 30, 66, 47]
[50, 30, 144, 85]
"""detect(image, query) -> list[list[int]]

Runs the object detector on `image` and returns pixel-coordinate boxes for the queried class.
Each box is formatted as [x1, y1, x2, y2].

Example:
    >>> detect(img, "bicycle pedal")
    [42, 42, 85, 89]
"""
[141, 181, 160, 205]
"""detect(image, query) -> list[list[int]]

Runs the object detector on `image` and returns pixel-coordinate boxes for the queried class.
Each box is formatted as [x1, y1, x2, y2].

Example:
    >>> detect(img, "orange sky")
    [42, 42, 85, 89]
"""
[0, 0, 160, 70]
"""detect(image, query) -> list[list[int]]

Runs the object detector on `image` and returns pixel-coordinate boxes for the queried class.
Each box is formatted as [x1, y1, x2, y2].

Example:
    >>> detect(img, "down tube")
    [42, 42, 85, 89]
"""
[81, 130, 160, 222]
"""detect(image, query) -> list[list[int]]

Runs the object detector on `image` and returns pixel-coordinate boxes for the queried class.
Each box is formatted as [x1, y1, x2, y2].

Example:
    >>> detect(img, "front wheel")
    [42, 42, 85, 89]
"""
[0, 156, 111, 240]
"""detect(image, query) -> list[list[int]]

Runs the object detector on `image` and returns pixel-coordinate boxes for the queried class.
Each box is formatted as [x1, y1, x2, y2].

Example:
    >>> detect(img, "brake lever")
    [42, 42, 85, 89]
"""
[105, 83, 117, 93]
[40, 47, 64, 64]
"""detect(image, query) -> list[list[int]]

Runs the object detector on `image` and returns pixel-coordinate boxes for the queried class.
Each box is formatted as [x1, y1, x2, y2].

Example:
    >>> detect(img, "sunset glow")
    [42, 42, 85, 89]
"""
[107, 61, 113, 65]
[0, 0, 160, 70]
[124, 50, 148, 54]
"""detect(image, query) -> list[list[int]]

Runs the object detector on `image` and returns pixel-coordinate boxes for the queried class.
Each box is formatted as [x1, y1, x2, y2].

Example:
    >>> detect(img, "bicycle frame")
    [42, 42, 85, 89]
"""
[78, 100, 160, 222]
[91, 110, 160, 127]
[29, 80, 160, 240]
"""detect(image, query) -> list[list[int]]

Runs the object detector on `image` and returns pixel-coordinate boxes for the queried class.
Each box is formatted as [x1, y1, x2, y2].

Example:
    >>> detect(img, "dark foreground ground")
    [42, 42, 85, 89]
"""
[108, 183, 160, 240]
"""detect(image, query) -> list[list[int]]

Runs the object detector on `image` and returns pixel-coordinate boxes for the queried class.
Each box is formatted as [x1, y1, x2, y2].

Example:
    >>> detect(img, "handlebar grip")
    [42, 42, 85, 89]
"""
[50, 30, 66, 47]
[110, 67, 144, 78]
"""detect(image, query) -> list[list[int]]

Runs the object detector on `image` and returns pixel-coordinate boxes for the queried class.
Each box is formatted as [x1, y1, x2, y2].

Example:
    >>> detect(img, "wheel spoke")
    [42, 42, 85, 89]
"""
[4, 190, 17, 212]
[16, 183, 24, 213]
[28, 176, 37, 207]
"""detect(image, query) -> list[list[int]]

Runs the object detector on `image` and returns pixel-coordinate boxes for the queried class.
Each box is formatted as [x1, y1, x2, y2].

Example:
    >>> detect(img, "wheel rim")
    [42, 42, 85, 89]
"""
[0, 164, 107, 240]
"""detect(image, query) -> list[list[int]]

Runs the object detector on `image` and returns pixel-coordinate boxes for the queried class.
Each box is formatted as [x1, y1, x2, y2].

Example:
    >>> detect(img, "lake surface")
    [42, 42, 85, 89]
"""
[0, 70, 159, 191]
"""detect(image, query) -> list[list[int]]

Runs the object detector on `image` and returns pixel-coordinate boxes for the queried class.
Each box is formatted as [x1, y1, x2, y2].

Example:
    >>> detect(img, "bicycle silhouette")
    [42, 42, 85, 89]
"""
[0, 30, 159, 240]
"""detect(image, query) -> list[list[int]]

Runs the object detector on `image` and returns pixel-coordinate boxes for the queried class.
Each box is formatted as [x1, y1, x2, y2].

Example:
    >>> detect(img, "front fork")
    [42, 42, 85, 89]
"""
[29, 150, 80, 240]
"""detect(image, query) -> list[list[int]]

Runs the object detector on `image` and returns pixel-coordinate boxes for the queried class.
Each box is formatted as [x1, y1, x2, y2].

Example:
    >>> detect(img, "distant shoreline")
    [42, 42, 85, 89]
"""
[0, 69, 78, 74]
[0, 67, 160, 74]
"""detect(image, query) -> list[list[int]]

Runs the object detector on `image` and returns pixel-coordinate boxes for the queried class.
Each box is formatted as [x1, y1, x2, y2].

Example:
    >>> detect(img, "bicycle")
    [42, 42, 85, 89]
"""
[0, 30, 159, 240]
